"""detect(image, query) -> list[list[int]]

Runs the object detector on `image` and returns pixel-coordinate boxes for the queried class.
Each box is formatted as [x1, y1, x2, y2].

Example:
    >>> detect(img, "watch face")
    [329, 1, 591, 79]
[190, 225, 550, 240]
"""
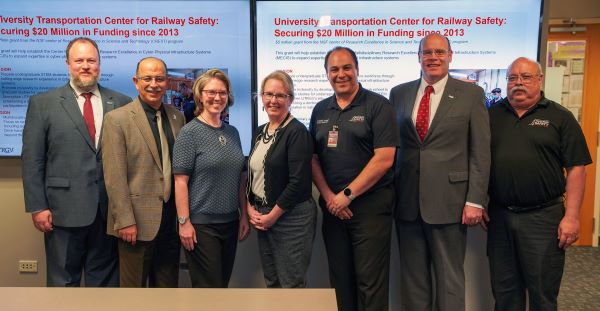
[178, 217, 186, 224]
[344, 188, 352, 196]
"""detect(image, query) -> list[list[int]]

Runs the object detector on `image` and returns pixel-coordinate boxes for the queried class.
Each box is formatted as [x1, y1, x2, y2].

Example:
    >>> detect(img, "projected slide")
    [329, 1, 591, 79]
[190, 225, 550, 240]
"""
[256, 0, 542, 126]
[0, 0, 251, 156]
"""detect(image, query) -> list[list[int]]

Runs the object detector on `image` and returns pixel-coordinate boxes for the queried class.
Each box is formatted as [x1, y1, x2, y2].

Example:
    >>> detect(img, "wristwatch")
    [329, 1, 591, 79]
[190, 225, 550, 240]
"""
[343, 187, 355, 201]
[177, 216, 189, 225]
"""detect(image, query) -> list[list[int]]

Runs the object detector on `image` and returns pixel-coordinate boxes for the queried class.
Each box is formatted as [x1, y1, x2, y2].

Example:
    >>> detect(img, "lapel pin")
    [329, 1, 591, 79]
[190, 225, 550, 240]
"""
[448, 95, 454, 99]
[173, 115, 177, 120]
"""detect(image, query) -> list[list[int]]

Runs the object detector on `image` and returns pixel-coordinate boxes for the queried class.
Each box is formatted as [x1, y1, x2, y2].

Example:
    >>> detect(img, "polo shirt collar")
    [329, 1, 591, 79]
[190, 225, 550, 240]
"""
[502, 91, 548, 117]
[326, 83, 365, 110]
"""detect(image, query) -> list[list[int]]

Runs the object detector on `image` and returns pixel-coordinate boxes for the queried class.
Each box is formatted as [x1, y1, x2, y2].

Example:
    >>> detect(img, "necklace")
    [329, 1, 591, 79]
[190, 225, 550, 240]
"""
[261, 113, 290, 144]
[199, 113, 221, 128]
[199, 113, 226, 146]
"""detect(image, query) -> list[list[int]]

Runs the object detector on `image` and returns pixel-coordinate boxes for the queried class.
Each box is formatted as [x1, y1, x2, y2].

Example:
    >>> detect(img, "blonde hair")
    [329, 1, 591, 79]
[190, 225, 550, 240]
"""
[261, 70, 295, 99]
[192, 69, 234, 116]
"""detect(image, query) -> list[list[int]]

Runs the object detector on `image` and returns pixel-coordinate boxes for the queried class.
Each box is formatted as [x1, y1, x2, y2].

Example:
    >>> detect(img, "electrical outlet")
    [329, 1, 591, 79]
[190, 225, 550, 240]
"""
[18, 260, 38, 273]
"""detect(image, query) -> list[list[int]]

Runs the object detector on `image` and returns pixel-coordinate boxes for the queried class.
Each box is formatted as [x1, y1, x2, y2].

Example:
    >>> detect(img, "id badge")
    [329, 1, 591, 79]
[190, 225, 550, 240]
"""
[327, 130, 338, 148]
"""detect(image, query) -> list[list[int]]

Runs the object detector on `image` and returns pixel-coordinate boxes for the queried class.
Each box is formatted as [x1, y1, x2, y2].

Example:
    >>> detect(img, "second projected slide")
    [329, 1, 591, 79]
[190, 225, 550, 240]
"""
[256, 0, 542, 126]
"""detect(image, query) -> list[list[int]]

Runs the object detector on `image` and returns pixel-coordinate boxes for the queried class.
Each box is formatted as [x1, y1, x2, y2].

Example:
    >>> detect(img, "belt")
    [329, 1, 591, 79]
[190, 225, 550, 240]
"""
[506, 196, 564, 213]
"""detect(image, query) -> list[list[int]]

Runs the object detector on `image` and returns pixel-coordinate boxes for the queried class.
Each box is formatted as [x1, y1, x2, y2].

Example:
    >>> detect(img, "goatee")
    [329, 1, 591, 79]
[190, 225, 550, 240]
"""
[73, 76, 98, 90]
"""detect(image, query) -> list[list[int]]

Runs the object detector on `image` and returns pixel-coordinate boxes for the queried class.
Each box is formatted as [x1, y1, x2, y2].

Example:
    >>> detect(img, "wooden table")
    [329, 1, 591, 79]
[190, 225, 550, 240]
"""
[1, 287, 337, 311]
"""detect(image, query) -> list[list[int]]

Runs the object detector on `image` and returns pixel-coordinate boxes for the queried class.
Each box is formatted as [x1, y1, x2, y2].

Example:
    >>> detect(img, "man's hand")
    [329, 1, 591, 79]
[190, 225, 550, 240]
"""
[118, 224, 137, 246]
[461, 205, 483, 226]
[479, 209, 490, 231]
[330, 192, 353, 220]
[32, 209, 53, 232]
[558, 216, 579, 249]
[334, 207, 353, 220]
[322, 191, 336, 214]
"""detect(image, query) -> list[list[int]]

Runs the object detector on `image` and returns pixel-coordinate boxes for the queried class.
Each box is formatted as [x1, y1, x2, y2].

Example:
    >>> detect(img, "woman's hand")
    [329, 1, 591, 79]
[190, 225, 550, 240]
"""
[179, 222, 197, 251]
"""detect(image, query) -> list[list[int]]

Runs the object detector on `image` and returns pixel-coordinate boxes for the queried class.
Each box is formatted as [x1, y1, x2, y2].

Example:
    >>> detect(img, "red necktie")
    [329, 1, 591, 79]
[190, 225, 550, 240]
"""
[82, 92, 96, 144]
[415, 85, 433, 141]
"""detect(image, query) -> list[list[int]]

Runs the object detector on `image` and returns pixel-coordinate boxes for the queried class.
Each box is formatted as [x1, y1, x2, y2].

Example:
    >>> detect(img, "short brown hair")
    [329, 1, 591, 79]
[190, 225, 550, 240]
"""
[65, 37, 100, 61]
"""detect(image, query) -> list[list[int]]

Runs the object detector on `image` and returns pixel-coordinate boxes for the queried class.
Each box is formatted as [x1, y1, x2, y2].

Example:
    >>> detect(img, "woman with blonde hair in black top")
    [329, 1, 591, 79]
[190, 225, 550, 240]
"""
[247, 70, 316, 287]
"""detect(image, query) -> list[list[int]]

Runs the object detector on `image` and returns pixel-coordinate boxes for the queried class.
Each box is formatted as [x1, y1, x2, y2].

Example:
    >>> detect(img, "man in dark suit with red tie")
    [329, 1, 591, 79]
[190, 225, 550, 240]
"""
[22, 37, 131, 286]
[389, 33, 490, 310]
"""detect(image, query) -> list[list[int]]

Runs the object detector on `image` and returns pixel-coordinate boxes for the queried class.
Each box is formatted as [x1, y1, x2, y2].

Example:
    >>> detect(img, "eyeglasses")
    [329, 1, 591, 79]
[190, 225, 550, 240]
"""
[137, 76, 167, 83]
[202, 90, 228, 98]
[419, 49, 450, 58]
[262, 92, 292, 102]
[506, 74, 540, 83]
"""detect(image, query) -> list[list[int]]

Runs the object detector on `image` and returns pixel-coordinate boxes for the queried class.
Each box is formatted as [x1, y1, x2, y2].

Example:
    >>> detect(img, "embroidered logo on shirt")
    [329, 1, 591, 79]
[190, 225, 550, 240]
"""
[349, 115, 365, 122]
[528, 119, 550, 127]
[316, 119, 329, 124]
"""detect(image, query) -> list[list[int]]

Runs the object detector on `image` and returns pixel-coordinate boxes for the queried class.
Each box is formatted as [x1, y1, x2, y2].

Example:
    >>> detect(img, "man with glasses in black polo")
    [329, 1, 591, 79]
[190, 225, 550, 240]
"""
[487, 57, 591, 311]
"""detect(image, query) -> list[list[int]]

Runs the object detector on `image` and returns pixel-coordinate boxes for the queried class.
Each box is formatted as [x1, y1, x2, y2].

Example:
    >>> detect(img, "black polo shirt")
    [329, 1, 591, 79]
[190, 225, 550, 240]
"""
[309, 84, 400, 194]
[488, 94, 591, 206]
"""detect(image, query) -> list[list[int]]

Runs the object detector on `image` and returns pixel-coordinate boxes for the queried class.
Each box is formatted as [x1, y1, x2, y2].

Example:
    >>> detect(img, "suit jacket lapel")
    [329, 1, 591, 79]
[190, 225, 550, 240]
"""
[59, 84, 96, 151]
[427, 77, 457, 138]
[100, 85, 116, 114]
[97, 85, 117, 154]
[164, 106, 181, 138]
[131, 98, 162, 170]
[405, 80, 421, 143]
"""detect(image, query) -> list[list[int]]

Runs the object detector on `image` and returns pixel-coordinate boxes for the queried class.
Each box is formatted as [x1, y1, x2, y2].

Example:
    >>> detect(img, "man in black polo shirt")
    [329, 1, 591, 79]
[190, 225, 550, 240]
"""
[309, 46, 399, 311]
[488, 57, 591, 311]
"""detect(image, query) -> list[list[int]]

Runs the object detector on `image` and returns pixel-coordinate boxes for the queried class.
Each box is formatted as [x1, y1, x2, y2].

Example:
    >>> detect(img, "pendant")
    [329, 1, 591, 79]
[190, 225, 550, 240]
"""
[219, 135, 227, 146]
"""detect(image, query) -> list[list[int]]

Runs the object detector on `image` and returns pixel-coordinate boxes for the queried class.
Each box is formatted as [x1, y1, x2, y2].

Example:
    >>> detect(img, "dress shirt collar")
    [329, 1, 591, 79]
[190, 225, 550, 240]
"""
[419, 74, 449, 95]
[69, 80, 100, 99]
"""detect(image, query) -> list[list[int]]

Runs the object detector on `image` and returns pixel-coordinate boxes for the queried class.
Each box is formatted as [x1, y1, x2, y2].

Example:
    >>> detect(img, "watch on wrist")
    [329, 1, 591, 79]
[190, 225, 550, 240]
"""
[343, 187, 355, 201]
[177, 216, 189, 225]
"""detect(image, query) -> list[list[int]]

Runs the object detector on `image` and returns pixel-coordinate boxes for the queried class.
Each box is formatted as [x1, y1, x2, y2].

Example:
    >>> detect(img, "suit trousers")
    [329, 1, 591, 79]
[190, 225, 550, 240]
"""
[118, 203, 180, 287]
[44, 208, 118, 287]
[321, 185, 393, 311]
[256, 198, 317, 288]
[487, 202, 565, 311]
[184, 220, 239, 288]
[396, 215, 467, 311]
